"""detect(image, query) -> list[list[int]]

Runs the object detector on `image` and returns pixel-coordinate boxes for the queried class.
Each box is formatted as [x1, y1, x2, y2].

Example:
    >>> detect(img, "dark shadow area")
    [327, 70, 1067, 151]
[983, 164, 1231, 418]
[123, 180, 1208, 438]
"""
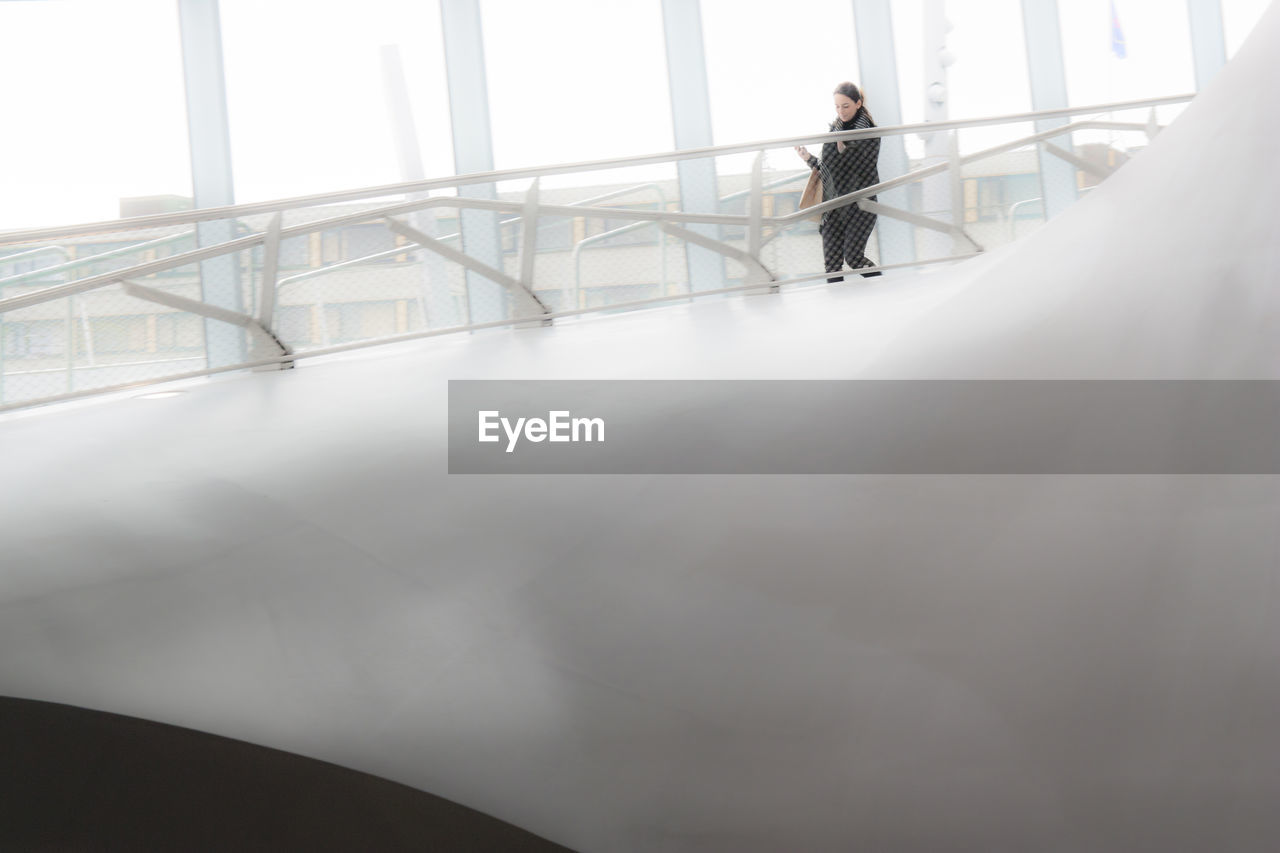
[0, 696, 572, 852]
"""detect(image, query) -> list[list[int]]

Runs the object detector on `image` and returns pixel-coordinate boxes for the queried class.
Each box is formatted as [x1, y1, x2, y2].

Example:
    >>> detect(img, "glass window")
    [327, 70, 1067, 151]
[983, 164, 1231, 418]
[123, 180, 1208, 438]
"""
[583, 204, 661, 248]
[532, 216, 573, 252]
[324, 300, 398, 342]
[965, 173, 1040, 221]
[343, 224, 397, 261]
[500, 220, 520, 255]
[703, 0, 860, 145]
[1058, 0, 1195, 105]
[435, 216, 460, 242]
[276, 305, 313, 344]
[499, 215, 574, 254]
[277, 236, 310, 269]
[4, 320, 64, 359]
[0, 0, 190, 229]
[91, 316, 150, 354]
[582, 283, 661, 309]
[154, 314, 203, 351]
[220, 0, 452, 202]
[320, 230, 343, 265]
[771, 192, 800, 218]
[890, 0, 925, 134]
[1223, 0, 1272, 56]
[946, 0, 1034, 155]
[0, 251, 64, 280]
[481, 0, 672, 172]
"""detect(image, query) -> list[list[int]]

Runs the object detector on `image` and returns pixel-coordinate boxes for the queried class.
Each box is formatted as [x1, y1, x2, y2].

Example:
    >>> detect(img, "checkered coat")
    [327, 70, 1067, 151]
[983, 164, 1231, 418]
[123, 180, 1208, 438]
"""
[805, 108, 880, 248]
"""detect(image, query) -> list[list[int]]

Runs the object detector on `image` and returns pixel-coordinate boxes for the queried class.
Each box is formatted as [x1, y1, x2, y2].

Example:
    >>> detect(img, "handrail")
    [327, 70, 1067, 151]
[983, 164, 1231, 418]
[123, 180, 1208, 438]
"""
[0, 245, 71, 266]
[5, 355, 204, 378]
[0, 108, 1175, 318]
[277, 182, 668, 290]
[570, 186, 670, 303]
[569, 171, 810, 299]
[0, 253, 979, 416]
[0, 93, 1194, 247]
[0, 92, 1190, 412]
[1007, 198, 1044, 240]
[768, 116, 1146, 225]
[0, 247, 72, 299]
[0, 193, 761, 316]
[717, 170, 812, 205]
[0, 231, 196, 288]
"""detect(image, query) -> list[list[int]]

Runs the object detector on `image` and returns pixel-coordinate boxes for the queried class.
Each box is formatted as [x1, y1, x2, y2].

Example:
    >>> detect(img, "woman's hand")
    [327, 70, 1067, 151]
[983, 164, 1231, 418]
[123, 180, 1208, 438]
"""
[795, 145, 812, 164]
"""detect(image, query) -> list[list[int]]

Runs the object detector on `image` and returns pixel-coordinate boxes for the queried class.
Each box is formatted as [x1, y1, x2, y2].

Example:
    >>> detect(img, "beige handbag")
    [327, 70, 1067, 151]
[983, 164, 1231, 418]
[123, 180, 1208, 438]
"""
[799, 169, 822, 221]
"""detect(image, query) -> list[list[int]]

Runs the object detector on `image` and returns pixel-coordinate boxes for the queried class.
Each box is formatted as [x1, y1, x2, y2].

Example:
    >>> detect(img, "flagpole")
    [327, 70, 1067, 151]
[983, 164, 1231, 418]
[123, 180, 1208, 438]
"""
[1107, 2, 1116, 153]
[1108, 0, 1127, 156]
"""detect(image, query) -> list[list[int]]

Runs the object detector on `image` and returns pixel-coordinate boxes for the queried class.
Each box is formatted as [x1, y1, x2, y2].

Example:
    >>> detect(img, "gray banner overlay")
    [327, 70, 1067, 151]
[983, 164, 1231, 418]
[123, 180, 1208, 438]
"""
[448, 380, 1280, 474]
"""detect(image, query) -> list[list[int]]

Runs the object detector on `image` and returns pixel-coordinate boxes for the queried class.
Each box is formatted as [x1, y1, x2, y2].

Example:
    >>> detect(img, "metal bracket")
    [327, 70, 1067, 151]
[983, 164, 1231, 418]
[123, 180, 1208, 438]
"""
[659, 222, 775, 288]
[257, 211, 283, 329]
[1043, 142, 1116, 180]
[384, 215, 549, 323]
[1145, 107, 1161, 141]
[119, 279, 292, 369]
[856, 200, 983, 253]
[517, 177, 540, 293]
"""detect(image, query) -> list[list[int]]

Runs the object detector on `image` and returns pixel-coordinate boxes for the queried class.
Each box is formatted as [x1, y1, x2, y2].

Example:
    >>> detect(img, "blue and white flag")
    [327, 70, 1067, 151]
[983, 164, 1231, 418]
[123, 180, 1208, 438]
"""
[1111, 0, 1127, 59]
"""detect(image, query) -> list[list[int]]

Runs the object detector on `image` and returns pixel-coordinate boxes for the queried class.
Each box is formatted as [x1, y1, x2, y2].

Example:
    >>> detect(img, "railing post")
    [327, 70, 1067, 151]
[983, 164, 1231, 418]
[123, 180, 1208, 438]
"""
[1145, 108, 1161, 141]
[516, 179, 549, 326]
[745, 152, 774, 294]
[949, 132, 965, 255]
[78, 297, 96, 368]
[65, 295, 75, 393]
[518, 179, 540, 297]
[747, 152, 763, 262]
[257, 212, 282, 329]
[252, 212, 286, 367]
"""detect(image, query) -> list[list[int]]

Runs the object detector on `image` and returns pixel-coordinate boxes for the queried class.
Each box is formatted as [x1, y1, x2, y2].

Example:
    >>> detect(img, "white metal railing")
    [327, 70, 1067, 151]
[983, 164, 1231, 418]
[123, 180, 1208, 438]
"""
[0, 230, 196, 287]
[0, 93, 1194, 412]
[0, 93, 1189, 247]
[275, 182, 672, 344]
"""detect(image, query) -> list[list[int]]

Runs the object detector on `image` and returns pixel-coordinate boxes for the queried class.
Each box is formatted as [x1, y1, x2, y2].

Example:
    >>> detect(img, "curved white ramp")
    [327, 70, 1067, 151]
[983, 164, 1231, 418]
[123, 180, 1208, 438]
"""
[868, 1, 1280, 379]
[1, 5, 1279, 850]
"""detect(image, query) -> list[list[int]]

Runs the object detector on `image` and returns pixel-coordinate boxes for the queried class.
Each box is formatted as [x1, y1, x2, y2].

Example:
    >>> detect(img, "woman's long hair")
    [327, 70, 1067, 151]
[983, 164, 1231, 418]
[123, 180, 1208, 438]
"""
[833, 81, 875, 126]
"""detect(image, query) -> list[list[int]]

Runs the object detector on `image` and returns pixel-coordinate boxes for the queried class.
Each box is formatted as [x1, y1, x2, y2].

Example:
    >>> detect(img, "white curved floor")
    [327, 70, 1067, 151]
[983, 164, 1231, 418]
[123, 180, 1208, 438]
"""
[1, 5, 1278, 850]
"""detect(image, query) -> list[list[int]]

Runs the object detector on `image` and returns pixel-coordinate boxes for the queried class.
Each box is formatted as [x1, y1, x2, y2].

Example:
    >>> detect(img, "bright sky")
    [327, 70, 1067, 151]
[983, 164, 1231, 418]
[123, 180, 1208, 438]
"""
[0, 0, 1272, 232]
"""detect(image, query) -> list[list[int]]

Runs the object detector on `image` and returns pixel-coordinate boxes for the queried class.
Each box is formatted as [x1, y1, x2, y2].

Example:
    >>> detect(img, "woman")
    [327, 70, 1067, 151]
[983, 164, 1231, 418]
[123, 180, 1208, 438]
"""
[795, 81, 881, 281]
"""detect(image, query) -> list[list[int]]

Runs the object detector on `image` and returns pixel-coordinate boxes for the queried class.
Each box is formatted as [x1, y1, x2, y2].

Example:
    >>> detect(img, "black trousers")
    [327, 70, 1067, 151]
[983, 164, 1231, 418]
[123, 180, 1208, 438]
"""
[820, 207, 880, 282]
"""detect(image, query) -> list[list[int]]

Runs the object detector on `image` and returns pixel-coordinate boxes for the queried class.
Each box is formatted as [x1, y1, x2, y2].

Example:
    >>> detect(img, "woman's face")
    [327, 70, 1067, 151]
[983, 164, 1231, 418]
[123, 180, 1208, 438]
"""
[834, 94, 861, 122]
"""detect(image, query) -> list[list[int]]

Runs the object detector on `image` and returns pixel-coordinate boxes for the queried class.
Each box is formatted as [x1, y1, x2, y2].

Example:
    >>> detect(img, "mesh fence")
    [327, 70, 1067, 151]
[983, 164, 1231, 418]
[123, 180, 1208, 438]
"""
[0, 101, 1186, 410]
